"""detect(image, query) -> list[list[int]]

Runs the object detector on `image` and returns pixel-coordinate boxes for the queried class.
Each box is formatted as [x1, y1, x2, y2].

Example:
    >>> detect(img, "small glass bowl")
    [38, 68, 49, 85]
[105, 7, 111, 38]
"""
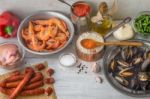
[0, 42, 25, 69]
[59, 53, 77, 68]
[132, 11, 150, 37]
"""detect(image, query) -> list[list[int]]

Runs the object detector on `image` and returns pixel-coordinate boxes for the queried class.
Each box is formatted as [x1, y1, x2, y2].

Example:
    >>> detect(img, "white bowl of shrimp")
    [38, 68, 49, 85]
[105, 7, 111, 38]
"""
[17, 11, 74, 55]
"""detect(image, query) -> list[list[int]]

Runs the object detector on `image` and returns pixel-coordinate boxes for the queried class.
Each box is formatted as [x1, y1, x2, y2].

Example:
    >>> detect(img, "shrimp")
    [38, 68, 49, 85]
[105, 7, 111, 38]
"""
[21, 22, 34, 40]
[33, 19, 49, 25]
[34, 18, 67, 33]
[27, 36, 46, 51]
[46, 39, 60, 50]
[36, 27, 49, 41]
[34, 25, 43, 32]
[55, 33, 67, 42]
[28, 21, 35, 35]
[36, 25, 58, 41]
[61, 20, 67, 31]
[58, 40, 67, 49]
[49, 18, 67, 33]
[49, 25, 58, 38]
[64, 31, 70, 37]
[21, 29, 28, 40]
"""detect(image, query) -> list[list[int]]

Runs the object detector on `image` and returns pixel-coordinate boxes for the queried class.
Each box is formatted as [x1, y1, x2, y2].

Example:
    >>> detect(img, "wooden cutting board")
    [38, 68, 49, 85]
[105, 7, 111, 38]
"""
[0, 62, 57, 99]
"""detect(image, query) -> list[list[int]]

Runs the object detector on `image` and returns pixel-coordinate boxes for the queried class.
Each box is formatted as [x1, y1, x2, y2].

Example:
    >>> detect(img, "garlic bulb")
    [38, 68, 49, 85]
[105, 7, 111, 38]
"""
[91, 62, 101, 73]
[113, 24, 134, 40]
[91, 12, 103, 23]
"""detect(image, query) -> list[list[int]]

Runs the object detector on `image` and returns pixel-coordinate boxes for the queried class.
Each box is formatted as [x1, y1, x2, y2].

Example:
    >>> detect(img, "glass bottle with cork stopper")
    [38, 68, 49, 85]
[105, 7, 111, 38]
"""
[90, 0, 118, 36]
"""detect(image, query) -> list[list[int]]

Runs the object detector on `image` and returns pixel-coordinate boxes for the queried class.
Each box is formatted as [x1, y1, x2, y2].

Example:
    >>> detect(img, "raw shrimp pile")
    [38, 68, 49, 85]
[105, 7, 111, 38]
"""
[21, 17, 70, 52]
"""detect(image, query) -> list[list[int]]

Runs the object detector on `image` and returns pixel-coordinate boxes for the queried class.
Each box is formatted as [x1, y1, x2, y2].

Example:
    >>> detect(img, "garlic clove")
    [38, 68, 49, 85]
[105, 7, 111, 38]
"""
[96, 76, 103, 83]
[91, 12, 104, 23]
[91, 62, 101, 73]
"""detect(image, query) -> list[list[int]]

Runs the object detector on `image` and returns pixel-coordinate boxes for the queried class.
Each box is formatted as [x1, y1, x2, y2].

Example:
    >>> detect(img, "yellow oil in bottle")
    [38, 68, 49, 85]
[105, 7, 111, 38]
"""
[91, 16, 113, 36]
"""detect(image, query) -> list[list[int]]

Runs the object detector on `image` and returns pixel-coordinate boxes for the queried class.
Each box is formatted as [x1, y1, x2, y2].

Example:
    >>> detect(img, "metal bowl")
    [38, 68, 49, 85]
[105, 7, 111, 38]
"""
[103, 39, 150, 97]
[17, 11, 74, 55]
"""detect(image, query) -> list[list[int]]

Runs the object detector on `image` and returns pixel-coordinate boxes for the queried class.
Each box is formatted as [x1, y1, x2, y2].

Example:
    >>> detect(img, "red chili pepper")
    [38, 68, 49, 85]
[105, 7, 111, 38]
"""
[0, 11, 20, 38]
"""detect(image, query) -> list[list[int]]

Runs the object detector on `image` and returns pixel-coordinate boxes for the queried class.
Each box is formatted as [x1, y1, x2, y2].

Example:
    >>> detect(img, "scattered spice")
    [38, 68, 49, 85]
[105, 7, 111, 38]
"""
[77, 63, 103, 84]
[77, 63, 88, 74]
[77, 63, 82, 68]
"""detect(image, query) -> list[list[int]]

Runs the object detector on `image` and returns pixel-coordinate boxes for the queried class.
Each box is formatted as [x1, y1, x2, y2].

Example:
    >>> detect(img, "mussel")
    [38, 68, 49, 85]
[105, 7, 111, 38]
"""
[108, 46, 150, 92]
[121, 46, 137, 61]
[138, 72, 149, 81]
[130, 76, 139, 90]
[138, 72, 150, 91]
[117, 60, 130, 68]
[141, 59, 150, 72]
[115, 76, 129, 86]
[109, 47, 121, 61]
[132, 57, 143, 65]
[144, 50, 150, 59]
[119, 67, 134, 77]
[110, 59, 116, 72]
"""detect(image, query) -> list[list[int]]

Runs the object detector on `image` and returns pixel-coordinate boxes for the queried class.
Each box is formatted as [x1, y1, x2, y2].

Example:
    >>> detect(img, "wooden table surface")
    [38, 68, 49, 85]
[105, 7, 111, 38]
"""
[0, 0, 149, 99]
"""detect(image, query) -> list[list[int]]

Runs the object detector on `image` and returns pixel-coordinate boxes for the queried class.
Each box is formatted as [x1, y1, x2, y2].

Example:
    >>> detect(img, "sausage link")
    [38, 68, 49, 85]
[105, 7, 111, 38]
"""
[0, 87, 45, 96]
[9, 68, 34, 99]
[24, 80, 44, 90]
[5, 75, 24, 83]
[29, 72, 43, 84]
[21, 88, 45, 96]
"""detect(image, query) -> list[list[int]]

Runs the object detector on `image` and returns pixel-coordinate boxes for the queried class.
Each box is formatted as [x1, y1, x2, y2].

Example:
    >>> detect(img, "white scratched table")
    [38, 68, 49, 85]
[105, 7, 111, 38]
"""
[0, 38, 149, 99]
[0, 0, 150, 99]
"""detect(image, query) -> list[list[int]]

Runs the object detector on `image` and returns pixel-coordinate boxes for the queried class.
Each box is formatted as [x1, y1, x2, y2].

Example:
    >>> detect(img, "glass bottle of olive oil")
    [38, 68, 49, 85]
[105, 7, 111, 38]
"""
[91, 15, 113, 36]
[90, 2, 113, 36]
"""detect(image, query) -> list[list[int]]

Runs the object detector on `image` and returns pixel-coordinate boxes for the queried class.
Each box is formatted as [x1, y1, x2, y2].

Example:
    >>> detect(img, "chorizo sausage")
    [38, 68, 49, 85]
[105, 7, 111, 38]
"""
[9, 68, 34, 99]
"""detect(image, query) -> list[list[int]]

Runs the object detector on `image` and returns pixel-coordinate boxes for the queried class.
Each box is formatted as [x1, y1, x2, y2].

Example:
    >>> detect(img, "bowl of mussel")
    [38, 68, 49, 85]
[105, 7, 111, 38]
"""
[103, 39, 150, 97]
